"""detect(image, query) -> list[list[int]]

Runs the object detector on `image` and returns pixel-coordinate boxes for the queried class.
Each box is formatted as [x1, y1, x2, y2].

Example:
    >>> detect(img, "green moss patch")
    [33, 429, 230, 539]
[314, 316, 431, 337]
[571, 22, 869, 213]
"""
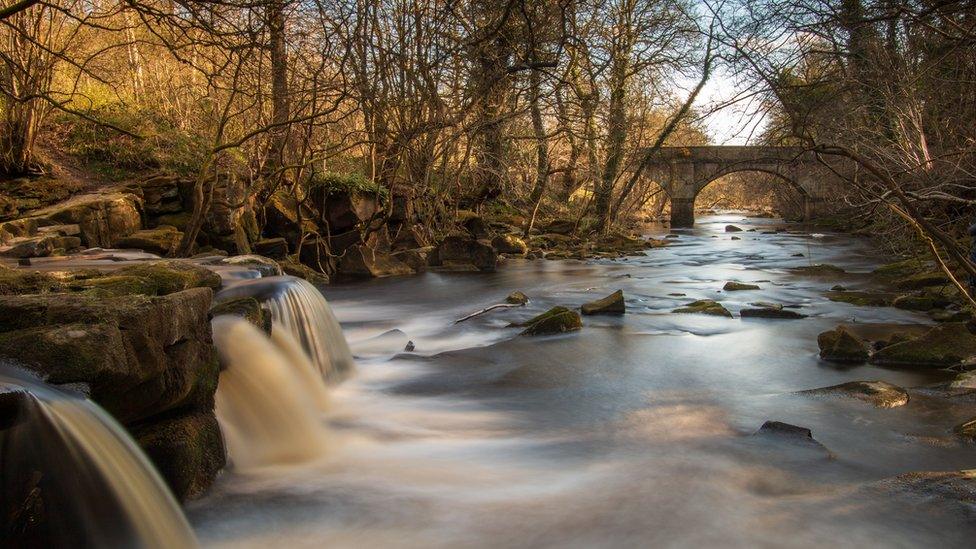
[673, 300, 732, 318]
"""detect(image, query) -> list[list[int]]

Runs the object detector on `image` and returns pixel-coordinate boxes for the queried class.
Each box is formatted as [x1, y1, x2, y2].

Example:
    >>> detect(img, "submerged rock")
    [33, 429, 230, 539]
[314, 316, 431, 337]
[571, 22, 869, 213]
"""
[818, 326, 870, 363]
[870, 323, 976, 369]
[740, 307, 807, 319]
[725, 225, 743, 232]
[756, 421, 814, 439]
[673, 300, 732, 318]
[723, 281, 760, 291]
[799, 381, 909, 408]
[519, 306, 582, 336]
[791, 264, 846, 276]
[581, 290, 625, 315]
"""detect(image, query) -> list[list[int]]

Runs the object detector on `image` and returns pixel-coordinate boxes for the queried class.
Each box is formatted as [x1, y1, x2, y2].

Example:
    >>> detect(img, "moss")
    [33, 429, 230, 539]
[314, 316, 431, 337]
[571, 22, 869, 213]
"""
[0, 266, 60, 295]
[790, 264, 846, 276]
[155, 212, 193, 231]
[827, 291, 895, 307]
[673, 300, 732, 318]
[506, 291, 529, 305]
[723, 281, 760, 291]
[894, 271, 949, 290]
[308, 171, 388, 199]
[740, 307, 806, 319]
[279, 258, 330, 286]
[491, 234, 528, 255]
[520, 306, 583, 336]
[69, 275, 158, 297]
[210, 297, 270, 334]
[115, 260, 221, 296]
[818, 326, 869, 363]
[870, 323, 976, 368]
[872, 258, 931, 279]
[892, 294, 948, 312]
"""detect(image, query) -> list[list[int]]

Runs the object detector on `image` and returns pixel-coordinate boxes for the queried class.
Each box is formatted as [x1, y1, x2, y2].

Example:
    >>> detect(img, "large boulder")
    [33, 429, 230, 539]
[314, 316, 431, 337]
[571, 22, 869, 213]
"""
[132, 410, 225, 501]
[31, 192, 143, 248]
[519, 306, 582, 336]
[0, 234, 82, 258]
[818, 326, 869, 363]
[210, 296, 271, 334]
[870, 323, 976, 368]
[428, 235, 498, 272]
[581, 290, 625, 315]
[337, 244, 414, 279]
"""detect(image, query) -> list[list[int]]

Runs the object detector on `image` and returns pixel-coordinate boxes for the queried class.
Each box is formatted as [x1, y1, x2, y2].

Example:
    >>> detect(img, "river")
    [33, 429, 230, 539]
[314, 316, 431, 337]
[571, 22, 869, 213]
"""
[189, 213, 976, 548]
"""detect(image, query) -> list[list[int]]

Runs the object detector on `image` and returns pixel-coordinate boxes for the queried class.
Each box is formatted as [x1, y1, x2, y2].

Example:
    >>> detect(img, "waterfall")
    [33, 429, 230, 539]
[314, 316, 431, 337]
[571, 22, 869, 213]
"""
[215, 276, 355, 381]
[0, 367, 198, 548]
[211, 316, 330, 468]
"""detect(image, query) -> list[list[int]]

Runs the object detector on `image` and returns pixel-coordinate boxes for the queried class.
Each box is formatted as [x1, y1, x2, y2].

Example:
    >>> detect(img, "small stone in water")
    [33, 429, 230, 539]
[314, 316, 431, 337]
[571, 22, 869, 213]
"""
[404, 341, 415, 352]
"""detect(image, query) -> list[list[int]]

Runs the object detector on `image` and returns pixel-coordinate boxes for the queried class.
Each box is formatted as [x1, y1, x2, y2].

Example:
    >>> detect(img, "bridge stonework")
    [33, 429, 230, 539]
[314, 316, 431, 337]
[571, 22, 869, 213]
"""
[642, 146, 836, 227]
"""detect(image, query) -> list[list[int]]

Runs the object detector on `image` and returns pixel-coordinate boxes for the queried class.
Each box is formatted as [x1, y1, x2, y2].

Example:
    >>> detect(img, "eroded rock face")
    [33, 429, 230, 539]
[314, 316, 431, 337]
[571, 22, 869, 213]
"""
[870, 323, 976, 369]
[581, 290, 625, 315]
[31, 192, 143, 248]
[818, 326, 869, 363]
[799, 381, 909, 408]
[428, 235, 498, 272]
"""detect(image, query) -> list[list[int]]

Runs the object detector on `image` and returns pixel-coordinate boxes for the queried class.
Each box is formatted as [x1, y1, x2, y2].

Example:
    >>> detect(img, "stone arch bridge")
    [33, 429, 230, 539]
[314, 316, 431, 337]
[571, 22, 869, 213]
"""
[642, 146, 838, 227]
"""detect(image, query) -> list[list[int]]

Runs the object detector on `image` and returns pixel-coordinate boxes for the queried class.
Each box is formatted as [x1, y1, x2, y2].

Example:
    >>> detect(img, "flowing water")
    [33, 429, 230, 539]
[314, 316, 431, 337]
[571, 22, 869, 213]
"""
[0, 367, 198, 548]
[190, 213, 976, 548]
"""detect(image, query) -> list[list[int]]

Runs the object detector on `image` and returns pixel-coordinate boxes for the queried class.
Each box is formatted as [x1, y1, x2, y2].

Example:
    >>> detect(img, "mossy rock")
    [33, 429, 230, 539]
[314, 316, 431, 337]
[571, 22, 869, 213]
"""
[894, 271, 949, 290]
[154, 212, 193, 231]
[210, 296, 271, 334]
[506, 291, 529, 305]
[818, 326, 869, 363]
[0, 265, 60, 295]
[827, 291, 895, 307]
[581, 290, 625, 315]
[740, 307, 806, 319]
[116, 260, 221, 296]
[892, 294, 950, 312]
[870, 323, 976, 369]
[520, 306, 582, 336]
[491, 234, 528, 255]
[723, 281, 760, 291]
[790, 264, 846, 276]
[872, 259, 930, 279]
[68, 275, 159, 297]
[132, 410, 225, 501]
[799, 380, 909, 408]
[279, 258, 330, 286]
[673, 300, 732, 318]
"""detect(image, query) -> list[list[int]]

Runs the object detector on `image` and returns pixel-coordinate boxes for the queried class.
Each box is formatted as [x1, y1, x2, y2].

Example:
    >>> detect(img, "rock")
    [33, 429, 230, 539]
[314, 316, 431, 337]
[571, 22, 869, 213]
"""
[404, 341, 415, 352]
[730, 236, 741, 240]
[892, 294, 950, 311]
[799, 381, 909, 408]
[868, 470, 976, 512]
[252, 237, 289, 260]
[67, 275, 159, 297]
[264, 192, 319, 246]
[210, 296, 271, 334]
[870, 323, 976, 369]
[818, 326, 870, 363]
[725, 225, 743, 232]
[338, 244, 414, 279]
[506, 291, 529, 305]
[316, 190, 380, 233]
[392, 247, 431, 273]
[520, 306, 582, 336]
[544, 218, 576, 235]
[673, 300, 732, 318]
[428, 235, 497, 272]
[872, 259, 930, 279]
[113, 226, 182, 256]
[216, 255, 283, 278]
[35, 224, 80, 237]
[0, 288, 219, 424]
[132, 410, 224, 501]
[723, 281, 760, 291]
[392, 225, 429, 251]
[278, 259, 330, 286]
[115, 260, 221, 296]
[895, 271, 948, 290]
[32, 192, 143, 248]
[826, 291, 894, 307]
[460, 212, 489, 239]
[756, 421, 814, 439]
[0, 234, 81, 258]
[873, 332, 911, 350]
[581, 290, 625, 315]
[790, 264, 846, 276]
[740, 307, 807, 319]
[491, 234, 528, 255]
[830, 285, 846, 291]
[953, 418, 976, 441]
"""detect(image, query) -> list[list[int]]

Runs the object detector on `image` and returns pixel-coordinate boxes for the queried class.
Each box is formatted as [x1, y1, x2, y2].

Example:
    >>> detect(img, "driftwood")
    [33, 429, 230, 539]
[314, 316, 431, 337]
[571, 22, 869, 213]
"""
[454, 303, 524, 324]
